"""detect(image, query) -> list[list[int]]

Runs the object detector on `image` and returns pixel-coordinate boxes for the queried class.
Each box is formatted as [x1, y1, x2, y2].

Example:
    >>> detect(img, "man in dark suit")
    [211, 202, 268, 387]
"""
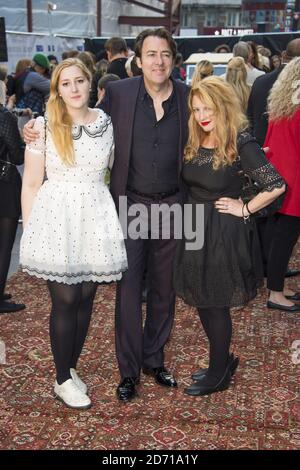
[247, 38, 300, 278]
[100, 28, 189, 401]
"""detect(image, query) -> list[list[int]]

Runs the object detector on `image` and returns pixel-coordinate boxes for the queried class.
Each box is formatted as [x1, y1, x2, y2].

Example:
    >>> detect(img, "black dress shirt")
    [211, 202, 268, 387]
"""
[127, 78, 180, 194]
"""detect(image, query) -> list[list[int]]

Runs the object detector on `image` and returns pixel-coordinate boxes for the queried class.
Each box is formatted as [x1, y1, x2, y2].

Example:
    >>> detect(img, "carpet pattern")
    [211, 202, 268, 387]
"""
[0, 244, 299, 450]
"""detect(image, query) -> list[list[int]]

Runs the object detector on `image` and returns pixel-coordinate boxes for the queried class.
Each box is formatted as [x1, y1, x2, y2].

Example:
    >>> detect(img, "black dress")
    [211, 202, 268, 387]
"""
[174, 131, 285, 308]
[0, 106, 24, 218]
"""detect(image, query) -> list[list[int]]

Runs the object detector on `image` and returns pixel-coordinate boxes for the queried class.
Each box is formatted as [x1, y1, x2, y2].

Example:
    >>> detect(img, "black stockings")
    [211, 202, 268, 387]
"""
[47, 281, 98, 384]
[0, 217, 18, 300]
[197, 306, 232, 384]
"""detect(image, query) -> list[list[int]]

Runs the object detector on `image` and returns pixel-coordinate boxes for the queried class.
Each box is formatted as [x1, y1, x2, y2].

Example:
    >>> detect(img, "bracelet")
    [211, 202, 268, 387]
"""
[245, 201, 253, 216]
[242, 203, 250, 223]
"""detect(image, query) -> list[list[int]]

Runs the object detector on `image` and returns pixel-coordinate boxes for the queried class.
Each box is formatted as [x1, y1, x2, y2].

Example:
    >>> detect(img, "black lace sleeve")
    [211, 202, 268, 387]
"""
[237, 130, 285, 192]
[0, 110, 25, 165]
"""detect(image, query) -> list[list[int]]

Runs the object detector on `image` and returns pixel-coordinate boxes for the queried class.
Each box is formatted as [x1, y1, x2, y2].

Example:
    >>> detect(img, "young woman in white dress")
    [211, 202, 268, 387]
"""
[20, 58, 127, 409]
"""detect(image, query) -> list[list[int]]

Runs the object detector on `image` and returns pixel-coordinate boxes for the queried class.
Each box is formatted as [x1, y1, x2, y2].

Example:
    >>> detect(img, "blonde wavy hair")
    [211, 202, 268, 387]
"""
[191, 60, 214, 87]
[185, 76, 248, 169]
[268, 57, 300, 121]
[226, 57, 250, 113]
[46, 58, 92, 166]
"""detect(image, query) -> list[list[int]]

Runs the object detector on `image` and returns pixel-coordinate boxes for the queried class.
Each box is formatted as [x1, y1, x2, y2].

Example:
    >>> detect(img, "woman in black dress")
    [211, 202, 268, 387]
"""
[0, 93, 26, 314]
[174, 77, 286, 396]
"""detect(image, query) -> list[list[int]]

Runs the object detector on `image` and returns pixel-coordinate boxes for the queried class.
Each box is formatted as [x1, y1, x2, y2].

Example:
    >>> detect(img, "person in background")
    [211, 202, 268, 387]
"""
[214, 44, 231, 54]
[270, 55, 282, 70]
[226, 57, 250, 113]
[95, 73, 120, 106]
[191, 60, 213, 87]
[6, 59, 32, 99]
[247, 41, 262, 70]
[125, 55, 143, 78]
[232, 42, 264, 86]
[171, 53, 186, 82]
[77, 51, 96, 78]
[89, 59, 109, 107]
[47, 54, 59, 74]
[247, 39, 300, 280]
[61, 50, 79, 60]
[130, 55, 143, 77]
[264, 57, 300, 312]
[16, 53, 50, 117]
[125, 55, 134, 78]
[105, 37, 128, 79]
[0, 79, 26, 314]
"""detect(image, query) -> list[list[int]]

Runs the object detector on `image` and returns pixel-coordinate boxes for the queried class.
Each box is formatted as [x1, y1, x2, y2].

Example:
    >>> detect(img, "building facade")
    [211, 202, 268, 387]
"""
[181, 0, 244, 35]
[180, 0, 297, 35]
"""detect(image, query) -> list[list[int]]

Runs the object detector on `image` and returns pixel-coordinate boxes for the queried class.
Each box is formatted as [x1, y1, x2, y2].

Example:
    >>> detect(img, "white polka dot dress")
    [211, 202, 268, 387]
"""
[20, 110, 128, 284]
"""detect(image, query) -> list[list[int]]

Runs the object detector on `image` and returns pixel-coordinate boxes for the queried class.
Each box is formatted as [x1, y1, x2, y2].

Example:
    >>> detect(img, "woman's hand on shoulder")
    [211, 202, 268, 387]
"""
[23, 118, 40, 144]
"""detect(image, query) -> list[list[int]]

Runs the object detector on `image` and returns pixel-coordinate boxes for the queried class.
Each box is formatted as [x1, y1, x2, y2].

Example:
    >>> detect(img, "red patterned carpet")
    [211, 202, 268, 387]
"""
[0, 243, 299, 450]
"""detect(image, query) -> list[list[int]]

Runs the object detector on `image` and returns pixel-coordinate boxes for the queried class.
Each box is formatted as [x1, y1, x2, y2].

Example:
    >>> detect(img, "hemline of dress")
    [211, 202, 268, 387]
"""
[175, 290, 259, 309]
[21, 266, 127, 285]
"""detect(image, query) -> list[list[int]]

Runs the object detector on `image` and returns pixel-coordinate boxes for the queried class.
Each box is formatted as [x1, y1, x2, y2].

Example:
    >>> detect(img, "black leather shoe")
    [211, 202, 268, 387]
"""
[285, 269, 300, 278]
[184, 367, 231, 396]
[267, 300, 300, 312]
[2, 293, 12, 301]
[285, 293, 300, 301]
[191, 353, 239, 381]
[0, 301, 26, 314]
[143, 366, 177, 388]
[116, 377, 139, 402]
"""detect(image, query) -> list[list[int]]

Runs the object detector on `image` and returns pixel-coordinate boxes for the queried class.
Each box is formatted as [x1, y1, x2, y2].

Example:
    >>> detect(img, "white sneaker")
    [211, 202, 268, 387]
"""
[54, 379, 91, 409]
[70, 368, 88, 394]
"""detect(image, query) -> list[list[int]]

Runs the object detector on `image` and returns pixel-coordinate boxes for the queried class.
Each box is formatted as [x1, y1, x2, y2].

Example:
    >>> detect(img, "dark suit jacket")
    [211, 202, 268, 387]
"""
[247, 66, 284, 146]
[100, 76, 190, 208]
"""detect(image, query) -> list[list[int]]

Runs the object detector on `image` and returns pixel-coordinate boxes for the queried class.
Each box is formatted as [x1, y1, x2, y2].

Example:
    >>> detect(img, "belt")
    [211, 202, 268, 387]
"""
[127, 186, 179, 200]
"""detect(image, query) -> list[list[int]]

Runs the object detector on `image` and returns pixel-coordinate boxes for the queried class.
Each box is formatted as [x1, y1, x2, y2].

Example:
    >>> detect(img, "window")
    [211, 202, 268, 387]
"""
[227, 11, 242, 27]
[205, 11, 218, 27]
[227, 12, 236, 27]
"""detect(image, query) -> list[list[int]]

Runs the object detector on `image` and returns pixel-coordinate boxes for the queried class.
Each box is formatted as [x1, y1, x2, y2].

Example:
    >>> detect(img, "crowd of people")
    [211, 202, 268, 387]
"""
[0, 29, 298, 410]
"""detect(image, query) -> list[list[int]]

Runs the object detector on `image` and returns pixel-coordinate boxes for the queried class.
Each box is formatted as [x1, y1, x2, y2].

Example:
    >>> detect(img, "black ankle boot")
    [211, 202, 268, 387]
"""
[184, 364, 232, 396]
[191, 353, 239, 381]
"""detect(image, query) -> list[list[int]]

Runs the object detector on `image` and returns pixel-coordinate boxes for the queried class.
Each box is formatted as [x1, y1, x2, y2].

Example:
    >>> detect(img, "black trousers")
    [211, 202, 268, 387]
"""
[267, 213, 300, 292]
[115, 191, 180, 379]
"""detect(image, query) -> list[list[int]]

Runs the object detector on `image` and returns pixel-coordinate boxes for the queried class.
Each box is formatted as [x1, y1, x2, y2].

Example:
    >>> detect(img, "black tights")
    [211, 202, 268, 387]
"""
[47, 281, 98, 385]
[0, 217, 19, 301]
[197, 306, 232, 384]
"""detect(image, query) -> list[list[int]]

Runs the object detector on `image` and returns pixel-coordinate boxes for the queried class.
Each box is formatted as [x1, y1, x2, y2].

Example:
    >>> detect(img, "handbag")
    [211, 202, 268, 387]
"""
[0, 158, 19, 184]
[239, 169, 286, 218]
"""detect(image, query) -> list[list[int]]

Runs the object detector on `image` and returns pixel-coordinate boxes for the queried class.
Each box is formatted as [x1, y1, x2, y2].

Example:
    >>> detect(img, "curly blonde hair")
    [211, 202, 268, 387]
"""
[268, 57, 300, 121]
[185, 76, 248, 169]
